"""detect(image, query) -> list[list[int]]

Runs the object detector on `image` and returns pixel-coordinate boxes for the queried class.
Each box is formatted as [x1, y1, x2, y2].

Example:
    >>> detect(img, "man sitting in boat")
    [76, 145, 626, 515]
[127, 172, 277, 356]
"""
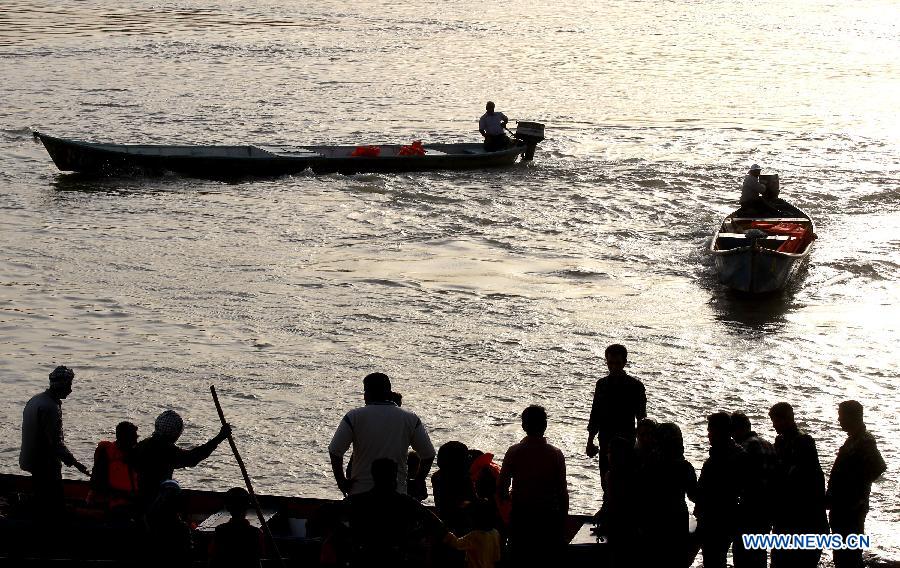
[479, 101, 510, 152]
[740, 163, 779, 205]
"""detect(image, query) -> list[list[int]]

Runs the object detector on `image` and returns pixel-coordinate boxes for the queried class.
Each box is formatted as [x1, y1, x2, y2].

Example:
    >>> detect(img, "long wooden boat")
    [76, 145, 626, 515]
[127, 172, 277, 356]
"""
[710, 195, 816, 294]
[0, 473, 602, 566]
[33, 123, 545, 178]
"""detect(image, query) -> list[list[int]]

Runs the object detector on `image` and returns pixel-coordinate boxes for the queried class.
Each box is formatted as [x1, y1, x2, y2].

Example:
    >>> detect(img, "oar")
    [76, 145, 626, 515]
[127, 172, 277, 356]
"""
[210, 385, 285, 568]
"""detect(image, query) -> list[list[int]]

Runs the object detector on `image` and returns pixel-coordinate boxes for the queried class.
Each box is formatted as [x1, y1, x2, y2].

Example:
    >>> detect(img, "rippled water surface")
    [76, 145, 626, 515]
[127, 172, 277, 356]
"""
[1, 0, 898, 563]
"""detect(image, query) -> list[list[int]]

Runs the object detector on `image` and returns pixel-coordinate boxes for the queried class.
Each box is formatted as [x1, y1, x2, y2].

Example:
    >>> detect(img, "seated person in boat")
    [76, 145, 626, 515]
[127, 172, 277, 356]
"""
[479, 101, 510, 152]
[740, 163, 779, 205]
[209, 487, 264, 568]
[87, 420, 140, 517]
[344, 457, 447, 567]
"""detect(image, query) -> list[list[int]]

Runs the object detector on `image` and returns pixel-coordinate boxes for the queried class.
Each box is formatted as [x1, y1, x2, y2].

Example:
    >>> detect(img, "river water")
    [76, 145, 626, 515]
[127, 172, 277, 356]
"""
[1, 0, 898, 563]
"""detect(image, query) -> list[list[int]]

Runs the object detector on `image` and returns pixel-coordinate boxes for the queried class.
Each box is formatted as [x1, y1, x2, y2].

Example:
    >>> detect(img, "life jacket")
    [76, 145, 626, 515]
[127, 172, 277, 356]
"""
[91, 440, 138, 509]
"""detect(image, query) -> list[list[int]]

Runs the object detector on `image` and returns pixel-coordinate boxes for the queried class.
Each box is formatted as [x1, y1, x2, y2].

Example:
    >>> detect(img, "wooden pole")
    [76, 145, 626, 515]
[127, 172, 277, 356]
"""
[210, 385, 285, 568]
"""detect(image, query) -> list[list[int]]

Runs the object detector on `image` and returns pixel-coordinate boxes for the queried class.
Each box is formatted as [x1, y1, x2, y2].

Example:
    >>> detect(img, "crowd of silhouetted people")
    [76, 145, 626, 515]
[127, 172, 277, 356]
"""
[16, 351, 887, 567]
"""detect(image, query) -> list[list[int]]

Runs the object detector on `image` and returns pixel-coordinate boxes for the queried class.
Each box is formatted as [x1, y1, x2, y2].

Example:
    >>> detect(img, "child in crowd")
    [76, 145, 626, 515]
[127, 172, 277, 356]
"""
[208, 487, 264, 568]
[443, 499, 501, 568]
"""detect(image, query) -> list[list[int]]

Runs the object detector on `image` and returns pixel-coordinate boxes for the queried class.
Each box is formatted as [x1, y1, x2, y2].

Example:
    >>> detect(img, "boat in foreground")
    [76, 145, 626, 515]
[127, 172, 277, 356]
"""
[33, 122, 545, 178]
[710, 191, 816, 294]
[0, 473, 602, 566]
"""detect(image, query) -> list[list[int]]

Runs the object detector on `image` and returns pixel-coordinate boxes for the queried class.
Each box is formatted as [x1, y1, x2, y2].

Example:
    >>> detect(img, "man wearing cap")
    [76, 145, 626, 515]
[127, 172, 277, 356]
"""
[740, 164, 778, 205]
[133, 410, 231, 508]
[20, 365, 91, 516]
[329, 372, 436, 499]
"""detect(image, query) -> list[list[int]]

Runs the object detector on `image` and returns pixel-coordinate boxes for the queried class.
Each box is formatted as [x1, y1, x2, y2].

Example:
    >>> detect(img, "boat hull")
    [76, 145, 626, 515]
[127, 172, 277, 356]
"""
[0, 473, 601, 565]
[713, 246, 804, 293]
[710, 201, 815, 293]
[35, 132, 527, 177]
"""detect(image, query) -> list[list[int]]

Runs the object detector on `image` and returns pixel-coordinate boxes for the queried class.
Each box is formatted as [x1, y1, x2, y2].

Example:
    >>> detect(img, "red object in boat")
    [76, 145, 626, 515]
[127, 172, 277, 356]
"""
[749, 221, 811, 253]
[350, 145, 381, 157]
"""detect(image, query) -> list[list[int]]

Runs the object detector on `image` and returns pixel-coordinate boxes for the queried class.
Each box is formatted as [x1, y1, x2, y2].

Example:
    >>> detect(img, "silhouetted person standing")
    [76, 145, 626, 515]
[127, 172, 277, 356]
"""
[643, 422, 696, 568]
[20, 365, 91, 519]
[585, 344, 646, 489]
[431, 440, 476, 534]
[826, 400, 886, 568]
[133, 410, 230, 510]
[346, 458, 446, 567]
[769, 402, 828, 568]
[731, 411, 776, 568]
[694, 412, 748, 568]
[498, 405, 568, 568]
[329, 373, 435, 498]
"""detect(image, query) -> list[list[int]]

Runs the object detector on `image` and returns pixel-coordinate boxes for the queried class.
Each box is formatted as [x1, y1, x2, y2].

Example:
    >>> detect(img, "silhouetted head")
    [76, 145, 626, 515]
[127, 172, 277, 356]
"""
[768, 402, 795, 434]
[485, 101, 495, 113]
[115, 421, 139, 450]
[749, 163, 761, 175]
[838, 400, 865, 434]
[389, 391, 403, 407]
[636, 418, 658, 449]
[604, 344, 627, 375]
[521, 405, 548, 437]
[656, 423, 685, 459]
[730, 411, 752, 441]
[48, 365, 74, 399]
[153, 479, 183, 516]
[224, 486, 250, 518]
[371, 458, 398, 492]
[363, 372, 392, 404]
[154, 410, 184, 442]
[437, 441, 469, 475]
[707, 412, 732, 447]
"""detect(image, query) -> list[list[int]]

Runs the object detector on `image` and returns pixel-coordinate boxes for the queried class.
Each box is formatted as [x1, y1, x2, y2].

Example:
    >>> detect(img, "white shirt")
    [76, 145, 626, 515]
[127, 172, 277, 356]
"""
[328, 401, 435, 495]
[479, 112, 508, 136]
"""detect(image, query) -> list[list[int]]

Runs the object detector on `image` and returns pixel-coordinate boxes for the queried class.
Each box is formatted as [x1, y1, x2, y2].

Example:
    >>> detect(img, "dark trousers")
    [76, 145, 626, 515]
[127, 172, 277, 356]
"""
[830, 508, 866, 568]
[483, 134, 510, 152]
[701, 529, 733, 568]
[509, 507, 564, 567]
[733, 518, 770, 568]
[30, 467, 65, 522]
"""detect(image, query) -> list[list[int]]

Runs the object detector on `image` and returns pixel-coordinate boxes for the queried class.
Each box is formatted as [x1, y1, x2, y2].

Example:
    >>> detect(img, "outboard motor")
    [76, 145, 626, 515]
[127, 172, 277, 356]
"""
[514, 122, 545, 161]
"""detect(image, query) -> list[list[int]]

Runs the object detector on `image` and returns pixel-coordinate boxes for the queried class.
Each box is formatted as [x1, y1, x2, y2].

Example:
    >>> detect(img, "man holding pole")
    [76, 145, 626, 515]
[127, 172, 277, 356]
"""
[132, 410, 230, 508]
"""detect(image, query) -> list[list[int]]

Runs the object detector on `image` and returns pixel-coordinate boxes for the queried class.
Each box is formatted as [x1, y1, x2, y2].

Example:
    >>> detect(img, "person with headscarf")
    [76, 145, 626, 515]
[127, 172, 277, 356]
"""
[20, 365, 91, 518]
[132, 410, 230, 509]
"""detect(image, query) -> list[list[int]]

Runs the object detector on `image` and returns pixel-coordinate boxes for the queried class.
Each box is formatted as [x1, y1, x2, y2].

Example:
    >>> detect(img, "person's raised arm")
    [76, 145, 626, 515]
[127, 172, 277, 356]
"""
[172, 423, 230, 469]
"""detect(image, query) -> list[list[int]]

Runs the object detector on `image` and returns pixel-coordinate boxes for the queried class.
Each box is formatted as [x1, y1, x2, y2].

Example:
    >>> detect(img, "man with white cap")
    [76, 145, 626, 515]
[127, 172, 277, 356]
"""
[20, 365, 91, 516]
[133, 409, 231, 508]
[740, 163, 778, 205]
